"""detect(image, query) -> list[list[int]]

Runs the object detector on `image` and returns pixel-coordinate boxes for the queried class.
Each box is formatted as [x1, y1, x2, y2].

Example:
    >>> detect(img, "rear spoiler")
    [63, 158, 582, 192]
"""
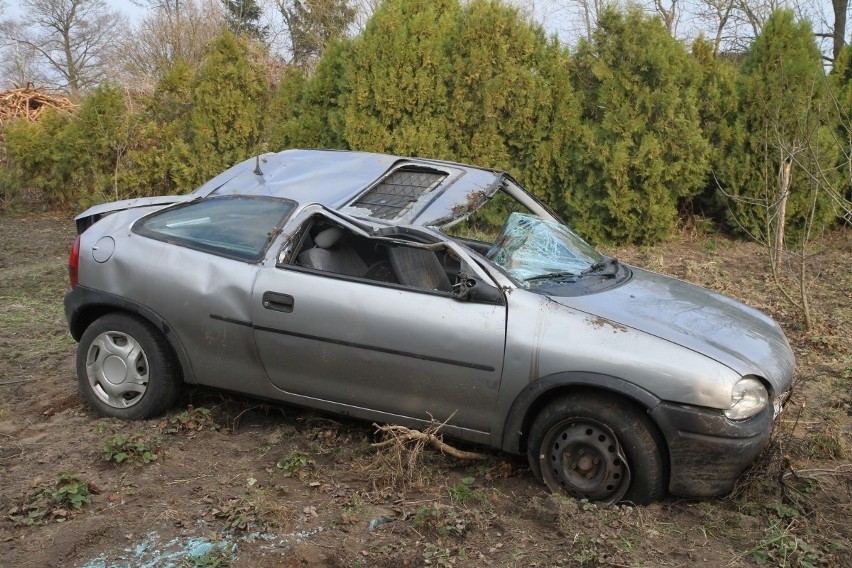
[74, 195, 190, 234]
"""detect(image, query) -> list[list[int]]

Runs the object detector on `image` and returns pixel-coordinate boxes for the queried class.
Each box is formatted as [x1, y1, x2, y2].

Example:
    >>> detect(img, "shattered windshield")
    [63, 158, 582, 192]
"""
[486, 213, 603, 282]
[442, 185, 606, 285]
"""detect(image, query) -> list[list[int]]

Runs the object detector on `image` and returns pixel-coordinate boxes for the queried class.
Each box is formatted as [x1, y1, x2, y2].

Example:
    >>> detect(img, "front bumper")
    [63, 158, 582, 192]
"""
[650, 402, 775, 498]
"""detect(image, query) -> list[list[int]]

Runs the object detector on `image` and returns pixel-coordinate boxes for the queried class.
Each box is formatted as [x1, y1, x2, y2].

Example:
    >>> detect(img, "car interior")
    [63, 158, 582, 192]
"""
[288, 218, 461, 293]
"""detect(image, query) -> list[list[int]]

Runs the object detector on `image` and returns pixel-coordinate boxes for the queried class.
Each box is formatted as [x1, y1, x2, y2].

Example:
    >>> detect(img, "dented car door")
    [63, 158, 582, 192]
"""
[250, 214, 507, 439]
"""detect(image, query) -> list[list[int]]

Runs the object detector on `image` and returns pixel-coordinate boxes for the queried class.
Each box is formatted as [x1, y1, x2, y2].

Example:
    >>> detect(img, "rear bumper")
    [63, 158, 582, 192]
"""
[650, 402, 774, 498]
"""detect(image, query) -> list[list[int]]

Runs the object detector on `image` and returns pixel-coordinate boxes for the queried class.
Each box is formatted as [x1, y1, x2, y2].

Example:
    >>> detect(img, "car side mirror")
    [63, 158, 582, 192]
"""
[452, 272, 503, 304]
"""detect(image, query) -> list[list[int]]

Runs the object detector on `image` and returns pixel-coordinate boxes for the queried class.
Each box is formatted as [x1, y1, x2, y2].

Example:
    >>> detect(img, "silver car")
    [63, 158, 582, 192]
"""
[65, 149, 795, 504]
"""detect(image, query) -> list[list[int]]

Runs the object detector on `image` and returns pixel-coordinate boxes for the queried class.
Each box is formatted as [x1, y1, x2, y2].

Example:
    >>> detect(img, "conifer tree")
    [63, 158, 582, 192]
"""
[829, 45, 852, 209]
[188, 31, 267, 186]
[445, 0, 581, 210]
[61, 83, 137, 205]
[721, 10, 840, 242]
[568, 7, 709, 244]
[690, 35, 740, 221]
[266, 39, 351, 149]
[222, 0, 267, 40]
[342, 0, 458, 157]
[0, 109, 70, 204]
[130, 61, 197, 195]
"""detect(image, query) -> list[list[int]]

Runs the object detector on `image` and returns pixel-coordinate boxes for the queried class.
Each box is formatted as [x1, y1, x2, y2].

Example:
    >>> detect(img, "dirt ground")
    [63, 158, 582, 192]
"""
[1, 213, 850, 568]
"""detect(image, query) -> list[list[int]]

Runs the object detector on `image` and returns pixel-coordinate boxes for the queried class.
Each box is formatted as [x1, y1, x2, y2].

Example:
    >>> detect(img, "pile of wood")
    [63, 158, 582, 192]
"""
[0, 84, 74, 124]
[0, 85, 74, 168]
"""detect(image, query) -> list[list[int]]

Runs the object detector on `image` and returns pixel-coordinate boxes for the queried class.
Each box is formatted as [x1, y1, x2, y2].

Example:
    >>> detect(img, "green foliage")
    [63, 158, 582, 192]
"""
[342, 0, 457, 157]
[131, 61, 197, 195]
[2, 2, 845, 247]
[568, 7, 709, 244]
[412, 505, 468, 537]
[266, 41, 351, 149]
[751, 518, 822, 567]
[829, 45, 852, 207]
[7, 472, 93, 526]
[188, 32, 267, 187]
[223, 0, 266, 40]
[62, 83, 139, 207]
[1, 109, 71, 205]
[280, 0, 357, 69]
[282, 0, 582, 224]
[448, 476, 483, 503]
[275, 450, 313, 477]
[103, 434, 161, 465]
[166, 406, 215, 434]
[690, 36, 741, 220]
[720, 10, 841, 242]
[446, 0, 581, 211]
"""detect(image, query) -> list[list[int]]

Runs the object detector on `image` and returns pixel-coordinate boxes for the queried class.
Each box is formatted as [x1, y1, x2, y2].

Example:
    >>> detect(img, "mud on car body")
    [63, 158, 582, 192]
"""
[65, 149, 795, 504]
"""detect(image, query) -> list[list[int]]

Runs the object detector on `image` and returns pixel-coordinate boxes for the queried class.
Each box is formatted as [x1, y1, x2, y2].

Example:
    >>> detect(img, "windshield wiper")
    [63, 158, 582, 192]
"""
[582, 258, 619, 278]
[525, 270, 581, 283]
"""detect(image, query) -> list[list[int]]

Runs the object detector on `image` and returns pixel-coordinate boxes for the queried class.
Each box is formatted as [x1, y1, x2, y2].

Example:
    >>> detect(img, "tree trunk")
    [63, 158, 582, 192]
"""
[833, 0, 848, 62]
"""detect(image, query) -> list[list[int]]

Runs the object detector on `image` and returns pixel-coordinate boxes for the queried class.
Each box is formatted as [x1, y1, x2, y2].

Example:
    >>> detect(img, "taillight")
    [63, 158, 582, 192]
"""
[69, 235, 80, 288]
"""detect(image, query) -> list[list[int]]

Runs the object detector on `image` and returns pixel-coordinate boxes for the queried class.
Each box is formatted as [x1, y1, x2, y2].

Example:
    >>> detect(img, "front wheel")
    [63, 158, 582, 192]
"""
[527, 394, 666, 505]
[76, 313, 180, 419]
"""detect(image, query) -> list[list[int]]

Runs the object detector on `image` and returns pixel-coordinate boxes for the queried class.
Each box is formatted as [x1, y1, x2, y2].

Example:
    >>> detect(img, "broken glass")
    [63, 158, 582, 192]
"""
[486, 213, 603, 283]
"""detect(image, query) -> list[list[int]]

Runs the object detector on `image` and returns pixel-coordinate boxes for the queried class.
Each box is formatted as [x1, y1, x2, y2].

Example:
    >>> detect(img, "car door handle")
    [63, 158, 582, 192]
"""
[262, 292, 294, 313]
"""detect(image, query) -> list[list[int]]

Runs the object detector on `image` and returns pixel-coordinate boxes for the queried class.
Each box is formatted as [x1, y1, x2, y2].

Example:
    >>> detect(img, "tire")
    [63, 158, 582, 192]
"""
[527, 393, 666, 505]
[76, 313, 180, 420]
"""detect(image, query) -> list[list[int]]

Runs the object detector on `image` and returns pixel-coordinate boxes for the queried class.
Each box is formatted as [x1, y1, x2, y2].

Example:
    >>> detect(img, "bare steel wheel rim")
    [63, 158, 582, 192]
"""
[540, 419, 631, 503]
[85, 330, 149, 408]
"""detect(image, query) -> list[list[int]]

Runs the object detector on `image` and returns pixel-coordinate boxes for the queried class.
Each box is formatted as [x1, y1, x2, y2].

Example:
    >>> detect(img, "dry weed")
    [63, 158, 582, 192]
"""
[365, 418, 484, 493]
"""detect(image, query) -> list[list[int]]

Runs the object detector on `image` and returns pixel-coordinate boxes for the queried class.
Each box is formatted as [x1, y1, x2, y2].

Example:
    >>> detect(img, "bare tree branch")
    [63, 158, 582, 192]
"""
[0, 0, 128, 97]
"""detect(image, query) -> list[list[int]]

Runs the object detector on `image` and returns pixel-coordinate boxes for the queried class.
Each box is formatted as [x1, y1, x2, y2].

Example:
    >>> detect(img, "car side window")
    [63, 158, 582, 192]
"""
[135, 196, 295, 262]
[283, 218, 456, 294]
[442, 188, 535, 252]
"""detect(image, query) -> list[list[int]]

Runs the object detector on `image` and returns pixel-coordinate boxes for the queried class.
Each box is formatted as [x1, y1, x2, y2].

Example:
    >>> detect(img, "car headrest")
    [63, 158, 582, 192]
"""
[314, 226, 345, 249]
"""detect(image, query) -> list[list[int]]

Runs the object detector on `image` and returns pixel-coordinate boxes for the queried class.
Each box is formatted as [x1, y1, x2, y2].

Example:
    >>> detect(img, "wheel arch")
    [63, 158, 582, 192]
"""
[501, 372, 667, 457]
[66, 287, 196, 384]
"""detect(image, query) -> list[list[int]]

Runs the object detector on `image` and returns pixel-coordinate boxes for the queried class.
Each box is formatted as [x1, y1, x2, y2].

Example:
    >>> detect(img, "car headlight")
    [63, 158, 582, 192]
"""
[724, 377, 769, 420]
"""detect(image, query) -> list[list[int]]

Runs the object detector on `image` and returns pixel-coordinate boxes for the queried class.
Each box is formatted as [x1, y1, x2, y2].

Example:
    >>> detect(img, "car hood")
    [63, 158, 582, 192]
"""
[548, 267, 795, 394]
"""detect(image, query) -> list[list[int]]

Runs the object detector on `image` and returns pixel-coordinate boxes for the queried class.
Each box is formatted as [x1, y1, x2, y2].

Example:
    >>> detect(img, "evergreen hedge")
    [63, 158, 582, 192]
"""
[0, 3, 849, 245]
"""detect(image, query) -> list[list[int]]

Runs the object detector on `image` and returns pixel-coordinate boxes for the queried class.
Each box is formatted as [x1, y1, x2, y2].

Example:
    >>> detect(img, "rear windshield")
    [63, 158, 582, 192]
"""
[135, 196, 295, 262]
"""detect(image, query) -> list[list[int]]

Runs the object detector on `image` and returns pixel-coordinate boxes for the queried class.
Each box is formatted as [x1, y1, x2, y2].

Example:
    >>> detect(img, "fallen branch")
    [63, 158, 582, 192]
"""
[371, 423, 486, 460]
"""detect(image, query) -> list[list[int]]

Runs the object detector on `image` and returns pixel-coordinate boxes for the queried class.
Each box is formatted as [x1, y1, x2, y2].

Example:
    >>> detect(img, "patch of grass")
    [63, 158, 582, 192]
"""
[338, 493, 364, 526]
[412, 505, 468, 538]
[7, 472, 93, 526]
[276, 450, 313, 478]
[102, 434, 161, 465]
[166, 406, 215, 434]
[447, 476, 487, 505]
[807, 427, 846, 460]
[750, 518, 822, 568]
[207, 490, 292, 532]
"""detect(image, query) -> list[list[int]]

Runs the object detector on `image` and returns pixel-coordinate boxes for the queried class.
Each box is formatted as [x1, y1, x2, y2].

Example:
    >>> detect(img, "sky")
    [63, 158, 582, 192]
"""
[1, 0, 845, 57]
[109, 1, 848, 54]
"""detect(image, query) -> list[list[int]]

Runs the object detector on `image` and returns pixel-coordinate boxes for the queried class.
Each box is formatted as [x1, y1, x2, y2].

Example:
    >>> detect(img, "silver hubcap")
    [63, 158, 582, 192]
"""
[541, 419, 631, 503]
[85, 330, 149, 408]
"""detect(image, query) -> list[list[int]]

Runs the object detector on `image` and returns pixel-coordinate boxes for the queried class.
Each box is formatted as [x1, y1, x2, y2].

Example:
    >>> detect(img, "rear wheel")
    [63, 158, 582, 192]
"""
[76, 313, 179, 419]
[527, 394, 665, 504]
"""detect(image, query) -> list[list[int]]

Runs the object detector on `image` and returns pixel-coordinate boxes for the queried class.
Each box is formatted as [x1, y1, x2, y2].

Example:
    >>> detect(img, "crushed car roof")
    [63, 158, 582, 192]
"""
[194, 149, 504, 226]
